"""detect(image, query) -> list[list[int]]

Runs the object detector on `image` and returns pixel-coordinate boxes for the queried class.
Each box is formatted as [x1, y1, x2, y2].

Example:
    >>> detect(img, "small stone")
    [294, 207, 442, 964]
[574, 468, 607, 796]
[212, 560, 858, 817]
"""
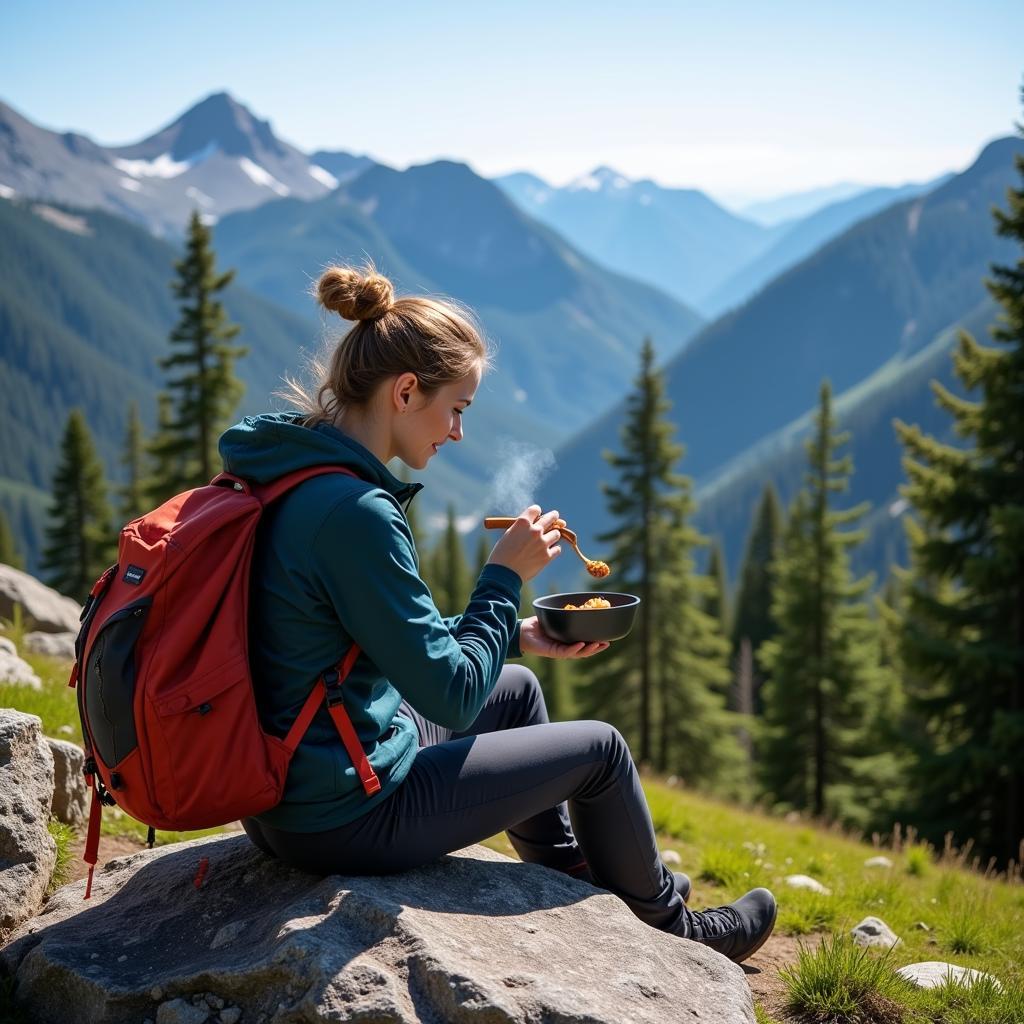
[864, 856, 893, 868]
[784, 874, 831, 895]
[210, 920, 247, 949]
[117, 954, 127, 962]
[661, 850, 682, 865]
[204, 994, 224, 1010]
[219, 1010, 242, 1024]
[897, 962, 1002, 991]
[156, 998, 209, 1024]
[90, 952, 99, 959]
[851, 916, 901, 949]
[58, 724, 74, 735]
[151, 987, 164, 1000]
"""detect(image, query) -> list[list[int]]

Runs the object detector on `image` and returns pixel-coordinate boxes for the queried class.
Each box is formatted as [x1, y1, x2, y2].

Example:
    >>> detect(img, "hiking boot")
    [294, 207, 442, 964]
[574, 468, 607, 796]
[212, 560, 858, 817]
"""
[680, 887, 777, 963]
[673, 871, 692, 904]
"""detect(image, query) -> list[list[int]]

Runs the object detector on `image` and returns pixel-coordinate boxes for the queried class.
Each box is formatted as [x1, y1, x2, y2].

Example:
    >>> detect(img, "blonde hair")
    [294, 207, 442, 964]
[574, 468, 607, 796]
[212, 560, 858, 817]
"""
[277, 264, 489, 426]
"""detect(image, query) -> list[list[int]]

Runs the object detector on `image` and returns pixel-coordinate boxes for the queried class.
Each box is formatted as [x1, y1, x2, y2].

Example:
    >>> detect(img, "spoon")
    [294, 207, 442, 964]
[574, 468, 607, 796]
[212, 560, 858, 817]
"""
[483, 517, 611, 578]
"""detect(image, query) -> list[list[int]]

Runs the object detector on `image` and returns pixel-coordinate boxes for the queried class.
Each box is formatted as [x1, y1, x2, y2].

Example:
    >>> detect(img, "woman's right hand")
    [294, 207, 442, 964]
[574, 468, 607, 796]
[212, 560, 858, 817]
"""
[486, 506, 562, 583]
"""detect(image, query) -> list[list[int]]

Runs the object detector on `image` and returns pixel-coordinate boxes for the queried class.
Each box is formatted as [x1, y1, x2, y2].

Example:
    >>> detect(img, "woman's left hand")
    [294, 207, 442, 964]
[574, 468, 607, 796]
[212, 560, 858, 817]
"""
[518, 616, 610, 659]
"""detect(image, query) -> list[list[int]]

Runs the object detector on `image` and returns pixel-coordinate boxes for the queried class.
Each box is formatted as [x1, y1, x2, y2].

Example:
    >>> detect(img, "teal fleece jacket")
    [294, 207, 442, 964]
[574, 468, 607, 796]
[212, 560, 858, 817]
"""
[218, 412, 523, 832]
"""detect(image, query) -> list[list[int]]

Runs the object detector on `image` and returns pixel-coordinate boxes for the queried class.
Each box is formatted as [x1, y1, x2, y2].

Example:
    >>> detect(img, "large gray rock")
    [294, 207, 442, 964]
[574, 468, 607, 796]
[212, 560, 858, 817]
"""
[0, 642, 42, 690]
[0, 564, 82, 634]
[23, 631, 77, 662]
[0, 710, 57, 940]
[44, 738, 88, 829]
[1, 834, 755, 1024]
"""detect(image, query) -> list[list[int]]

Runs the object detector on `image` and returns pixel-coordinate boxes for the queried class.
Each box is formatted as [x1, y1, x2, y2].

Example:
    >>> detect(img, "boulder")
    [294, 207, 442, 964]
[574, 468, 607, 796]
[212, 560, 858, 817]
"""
[896, 961, 1001, 990]
[784, 874, 831, 895]
[44, 737, 88, 829]
[23, 631, 77, 662]
[850, 916, 901, 949]
[0, 710, 57, 940]
[1, 834, 756, 1024]
[0, 564, 82, 634]
[0, 644, 42, 690]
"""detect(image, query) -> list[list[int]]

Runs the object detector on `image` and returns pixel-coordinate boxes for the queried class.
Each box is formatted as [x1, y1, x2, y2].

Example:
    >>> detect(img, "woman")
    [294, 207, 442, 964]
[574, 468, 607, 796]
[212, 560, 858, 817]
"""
[222, 265, 776, 964]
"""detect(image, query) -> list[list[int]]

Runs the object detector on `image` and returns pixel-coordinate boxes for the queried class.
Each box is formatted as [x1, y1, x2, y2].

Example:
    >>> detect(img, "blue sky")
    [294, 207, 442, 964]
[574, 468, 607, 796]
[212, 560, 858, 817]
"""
[3, 0, 1021, 205]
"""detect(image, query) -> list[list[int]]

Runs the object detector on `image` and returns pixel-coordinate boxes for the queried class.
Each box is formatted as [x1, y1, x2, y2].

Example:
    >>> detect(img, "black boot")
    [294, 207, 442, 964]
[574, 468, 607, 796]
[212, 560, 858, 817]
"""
[679, 887, 777, 964]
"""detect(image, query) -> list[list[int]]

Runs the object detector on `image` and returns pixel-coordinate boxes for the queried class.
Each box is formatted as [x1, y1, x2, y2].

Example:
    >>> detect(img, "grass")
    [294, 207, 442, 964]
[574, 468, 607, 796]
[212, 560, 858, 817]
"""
[45, 819, 75, 895]
[5, 611, 1024, 1022]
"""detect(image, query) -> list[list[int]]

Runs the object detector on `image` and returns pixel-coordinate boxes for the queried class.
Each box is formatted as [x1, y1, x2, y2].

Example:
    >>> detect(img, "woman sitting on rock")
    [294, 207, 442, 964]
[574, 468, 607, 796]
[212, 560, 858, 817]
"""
[223, 265, 777, 964]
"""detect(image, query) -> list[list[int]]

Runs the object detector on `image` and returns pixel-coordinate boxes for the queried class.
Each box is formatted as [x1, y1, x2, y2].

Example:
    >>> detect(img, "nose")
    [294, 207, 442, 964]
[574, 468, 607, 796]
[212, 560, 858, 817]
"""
[449, 416, 463, 443]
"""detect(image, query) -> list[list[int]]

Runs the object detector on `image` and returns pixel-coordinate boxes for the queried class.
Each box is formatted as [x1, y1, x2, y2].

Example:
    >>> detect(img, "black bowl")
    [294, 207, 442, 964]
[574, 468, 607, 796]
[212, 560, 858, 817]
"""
[532, 592, 640, 644]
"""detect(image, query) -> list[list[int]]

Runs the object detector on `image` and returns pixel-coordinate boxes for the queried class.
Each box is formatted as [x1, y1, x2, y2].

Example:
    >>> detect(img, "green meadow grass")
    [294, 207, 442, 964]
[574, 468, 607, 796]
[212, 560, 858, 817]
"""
[5, 623, 1022, 1021]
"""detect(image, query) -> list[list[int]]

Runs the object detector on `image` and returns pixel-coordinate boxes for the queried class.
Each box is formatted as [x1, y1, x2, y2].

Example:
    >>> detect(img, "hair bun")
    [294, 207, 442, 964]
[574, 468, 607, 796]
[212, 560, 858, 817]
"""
[316, 265, 394, 321]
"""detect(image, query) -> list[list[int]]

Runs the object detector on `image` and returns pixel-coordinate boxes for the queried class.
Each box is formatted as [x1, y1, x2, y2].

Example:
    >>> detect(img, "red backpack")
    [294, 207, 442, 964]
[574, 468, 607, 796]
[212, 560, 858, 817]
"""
[68, 467, 381, 898]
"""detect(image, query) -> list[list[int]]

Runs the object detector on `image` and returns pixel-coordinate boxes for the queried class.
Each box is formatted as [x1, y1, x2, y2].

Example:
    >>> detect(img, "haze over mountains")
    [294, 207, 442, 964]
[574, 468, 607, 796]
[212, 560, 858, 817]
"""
[0, 87, 1009, 596]
[536, 135, 1022, 590]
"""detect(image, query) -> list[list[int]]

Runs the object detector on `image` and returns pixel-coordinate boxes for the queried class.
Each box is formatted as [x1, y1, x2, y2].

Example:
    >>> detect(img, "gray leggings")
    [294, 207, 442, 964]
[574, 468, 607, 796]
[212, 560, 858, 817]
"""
[242, 664, 686, 934]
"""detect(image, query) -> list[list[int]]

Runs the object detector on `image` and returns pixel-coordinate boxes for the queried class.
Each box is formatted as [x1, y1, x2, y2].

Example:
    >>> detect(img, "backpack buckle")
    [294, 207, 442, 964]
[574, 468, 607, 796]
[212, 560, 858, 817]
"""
[322, 668, 344, 707]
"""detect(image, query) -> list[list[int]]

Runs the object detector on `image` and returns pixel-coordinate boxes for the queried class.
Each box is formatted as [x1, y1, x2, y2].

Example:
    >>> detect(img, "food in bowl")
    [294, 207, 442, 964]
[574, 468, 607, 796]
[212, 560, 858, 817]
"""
[533, 592, 640, 644]
[563, 597, 612, 610]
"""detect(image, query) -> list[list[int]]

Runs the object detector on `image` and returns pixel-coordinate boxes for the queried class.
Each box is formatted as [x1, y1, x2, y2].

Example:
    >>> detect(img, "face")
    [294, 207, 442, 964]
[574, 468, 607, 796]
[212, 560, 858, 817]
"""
[393, 362, 482, 470]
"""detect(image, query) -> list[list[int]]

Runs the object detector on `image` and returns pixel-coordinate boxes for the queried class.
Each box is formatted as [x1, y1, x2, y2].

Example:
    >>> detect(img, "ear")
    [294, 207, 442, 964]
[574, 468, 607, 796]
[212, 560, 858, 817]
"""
[392, 372, 419, 413]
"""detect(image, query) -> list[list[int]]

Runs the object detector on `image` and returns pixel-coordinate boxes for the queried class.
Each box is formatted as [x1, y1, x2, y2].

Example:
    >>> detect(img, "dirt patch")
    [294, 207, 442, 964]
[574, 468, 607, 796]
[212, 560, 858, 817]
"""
[744, 932, 822, 1021]
[64, 832, 149, 884]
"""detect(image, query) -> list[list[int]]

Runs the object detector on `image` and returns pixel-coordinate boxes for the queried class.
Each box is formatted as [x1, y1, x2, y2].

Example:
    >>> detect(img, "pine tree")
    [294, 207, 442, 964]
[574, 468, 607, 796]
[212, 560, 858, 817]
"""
[730, 483, 783, 713]
[758, 381, 894, 824]
[576, 339, 739, 784]
[40, 410, 116, 602]
[118, 401, 149, 524]
[148, 210, 247, 498]
[703, 540, 731, 656]
[431, 504, 472, 616]
[893, 105, 1024, 862]
[0, 506, 24, 570]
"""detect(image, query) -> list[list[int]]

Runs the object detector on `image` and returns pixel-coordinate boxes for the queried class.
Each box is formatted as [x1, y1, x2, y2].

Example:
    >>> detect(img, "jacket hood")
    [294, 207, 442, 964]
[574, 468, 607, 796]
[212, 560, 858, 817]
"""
[218, 412, 422, 505]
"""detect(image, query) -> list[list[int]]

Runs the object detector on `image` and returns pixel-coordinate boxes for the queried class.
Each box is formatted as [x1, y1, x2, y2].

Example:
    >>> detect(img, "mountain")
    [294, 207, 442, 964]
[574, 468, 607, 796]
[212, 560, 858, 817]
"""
[494, 166, 781, 315]
[212, 158, 705, 448]
[0, 93, 368, 238]
[700, 175, 952, 316]
[691, 299, 993, 594]
[0, 194, 322, 572]
[739, 182, 872, 226]
[533, 135, 1023, 590]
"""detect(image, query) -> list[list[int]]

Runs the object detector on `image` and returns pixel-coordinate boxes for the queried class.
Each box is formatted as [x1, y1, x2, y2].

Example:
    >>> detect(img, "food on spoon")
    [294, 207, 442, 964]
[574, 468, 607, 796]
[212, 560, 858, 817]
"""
[563, 597, 612, 610]
[585, 560, 611, 578]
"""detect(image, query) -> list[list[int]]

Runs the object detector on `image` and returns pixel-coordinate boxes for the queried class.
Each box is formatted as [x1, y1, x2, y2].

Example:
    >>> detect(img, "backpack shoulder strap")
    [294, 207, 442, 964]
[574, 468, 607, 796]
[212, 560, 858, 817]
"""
[211, 466, 361, 506]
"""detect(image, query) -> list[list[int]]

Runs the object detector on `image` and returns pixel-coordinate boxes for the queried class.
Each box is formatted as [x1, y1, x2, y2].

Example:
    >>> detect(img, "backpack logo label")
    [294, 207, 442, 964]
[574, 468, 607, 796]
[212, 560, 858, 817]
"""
[123, 565, 146, 585]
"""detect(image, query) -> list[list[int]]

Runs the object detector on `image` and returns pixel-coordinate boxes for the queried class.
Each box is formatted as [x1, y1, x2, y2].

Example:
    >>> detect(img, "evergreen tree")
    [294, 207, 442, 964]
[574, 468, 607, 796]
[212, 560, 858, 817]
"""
[473, 532, 490, 580]
[430, 504, 472, 616]
[576, 339, 740, 784]
[0, 506, 24, 570]
[893, 106, 1024, 862]
[703, 539, 731, 654]
[148, 210, 247, 497]
[40, 410, 116, 602]
[758, 382, 894, 825]
[118, 400, 149, 524]
[730, 483, 783, 713]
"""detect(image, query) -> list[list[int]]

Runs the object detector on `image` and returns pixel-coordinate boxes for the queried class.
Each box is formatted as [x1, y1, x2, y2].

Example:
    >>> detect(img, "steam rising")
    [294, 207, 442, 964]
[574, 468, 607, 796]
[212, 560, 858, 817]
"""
[487, 439, 557, 515]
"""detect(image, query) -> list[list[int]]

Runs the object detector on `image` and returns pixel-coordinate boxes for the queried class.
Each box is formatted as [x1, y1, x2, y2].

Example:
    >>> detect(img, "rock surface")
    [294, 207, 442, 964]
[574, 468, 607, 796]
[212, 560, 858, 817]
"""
[1, 834, 755, 1024]
[0, 564, 83, 634]
[0, 710, 57, 939]
[850, 915, 901, 949]
[0, 640, 42, 690]
[897, 961, 1002, 990]
[45, 737, 88, 828]
[22, 631, 77, 662]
